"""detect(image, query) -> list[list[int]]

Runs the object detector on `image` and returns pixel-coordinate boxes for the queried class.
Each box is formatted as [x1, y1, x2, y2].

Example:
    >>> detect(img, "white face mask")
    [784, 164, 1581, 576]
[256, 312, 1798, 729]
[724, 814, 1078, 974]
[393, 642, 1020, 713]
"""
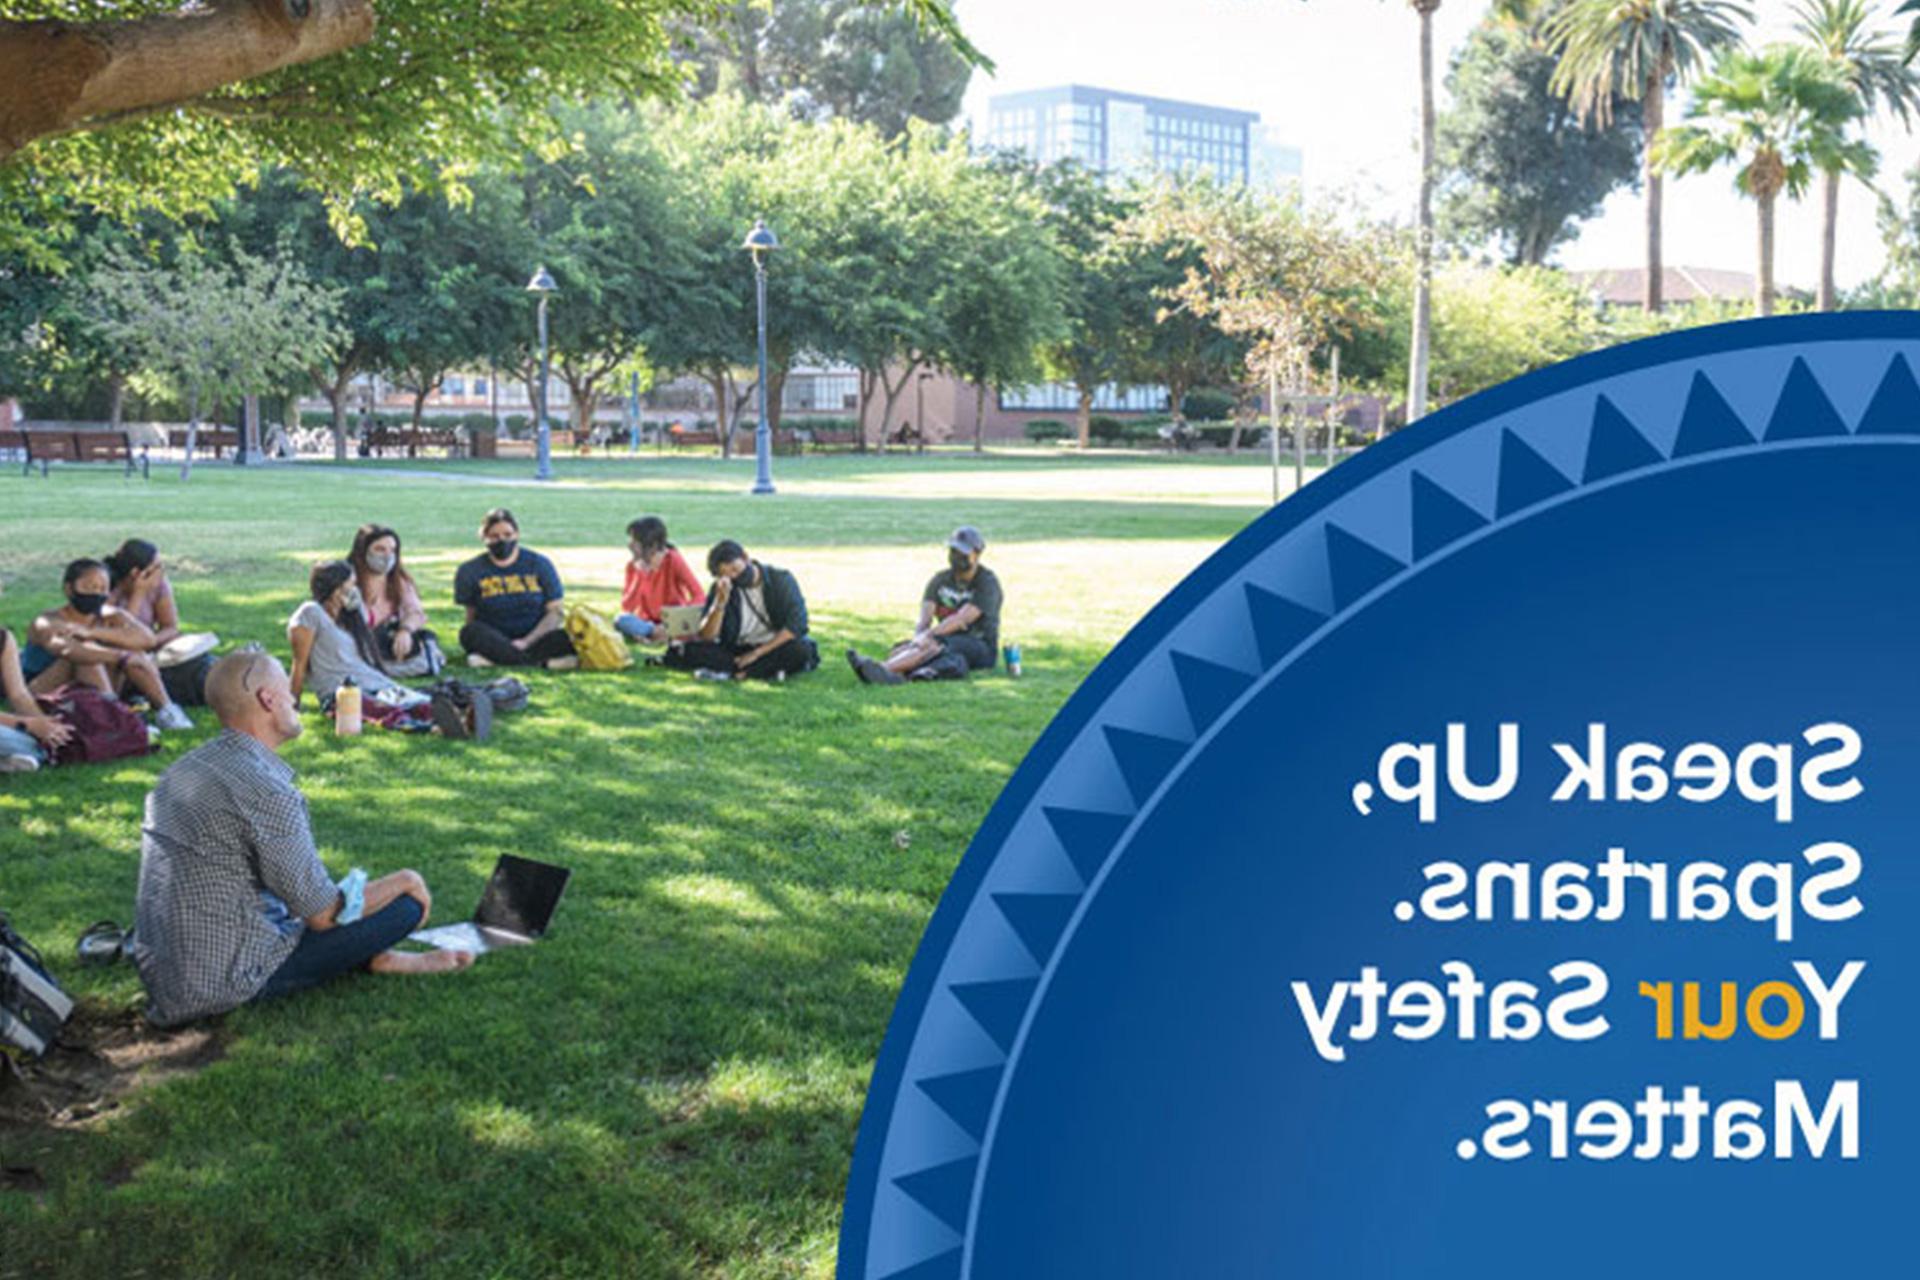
[367, 552, 396, 575]
[339, 586, 363, 613]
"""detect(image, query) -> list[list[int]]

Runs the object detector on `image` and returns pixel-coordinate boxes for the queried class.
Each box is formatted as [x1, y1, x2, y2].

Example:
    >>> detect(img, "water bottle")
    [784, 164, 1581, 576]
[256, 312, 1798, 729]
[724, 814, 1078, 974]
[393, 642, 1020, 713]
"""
[335, 678, 362, 736]
[1004, 643, 1022, 678]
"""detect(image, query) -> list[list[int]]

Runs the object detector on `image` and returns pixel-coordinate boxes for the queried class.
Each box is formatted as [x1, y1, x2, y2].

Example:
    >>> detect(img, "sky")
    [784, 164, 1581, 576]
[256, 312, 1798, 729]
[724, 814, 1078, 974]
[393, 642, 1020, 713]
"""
[955, 0, 1918, 292]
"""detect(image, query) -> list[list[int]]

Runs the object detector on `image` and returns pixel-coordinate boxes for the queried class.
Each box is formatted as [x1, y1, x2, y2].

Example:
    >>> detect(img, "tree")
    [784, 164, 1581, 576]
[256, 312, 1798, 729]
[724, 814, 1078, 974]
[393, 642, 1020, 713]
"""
[934, 163, 1066, 452]
[1792, 0, 1919, 310]
[0, 1, 981, 261]
[1860, 160, 1920, 305]
[1030, 162, 1159, 449]
[679, 0, 973, 137]
[1130, 182, 1393, 433]
[1546, 0, 1752, 311]
[79, 240, 345, 445]
[1437, 15, 1644, 265]
[1655, 45, 1867, 316]
[1122, 185, 1248, 433]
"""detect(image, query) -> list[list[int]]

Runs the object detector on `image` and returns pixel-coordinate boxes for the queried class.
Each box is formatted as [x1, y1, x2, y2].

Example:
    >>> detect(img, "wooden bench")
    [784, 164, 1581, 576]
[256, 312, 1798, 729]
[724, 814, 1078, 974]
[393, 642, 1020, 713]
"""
[168, 427, 241, 459]
[804, 427, 861, 451]
[18, 429, 149, 479]
[667, 429, 721, 450]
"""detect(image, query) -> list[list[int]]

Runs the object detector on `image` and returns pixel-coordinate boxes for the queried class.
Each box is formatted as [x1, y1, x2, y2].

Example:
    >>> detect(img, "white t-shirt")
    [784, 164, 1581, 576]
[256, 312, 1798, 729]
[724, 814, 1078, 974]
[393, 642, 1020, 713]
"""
[288, 601, 399, 700]
[735, 579, 776, 647]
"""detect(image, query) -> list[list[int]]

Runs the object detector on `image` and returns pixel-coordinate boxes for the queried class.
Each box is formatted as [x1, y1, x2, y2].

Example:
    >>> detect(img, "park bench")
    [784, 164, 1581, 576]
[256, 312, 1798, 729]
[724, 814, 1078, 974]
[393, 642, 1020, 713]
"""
[16, 428, 149, 479]
[667, 428, 721, 451]
[493, 429, 575, 459]
[363, 425, 461, 458]
[803, 426, 861, 451]
[168, 427, 241, 459]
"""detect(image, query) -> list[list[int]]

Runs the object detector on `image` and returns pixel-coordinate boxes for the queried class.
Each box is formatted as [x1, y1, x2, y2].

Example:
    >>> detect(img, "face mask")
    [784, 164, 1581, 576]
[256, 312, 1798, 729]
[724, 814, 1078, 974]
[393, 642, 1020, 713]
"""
[949, 550, 972, 574]
[339, 586, 363, 612]
[70, 592, 107, 616]
[488, 538, 517, 561]
[367, 552, 396, 575]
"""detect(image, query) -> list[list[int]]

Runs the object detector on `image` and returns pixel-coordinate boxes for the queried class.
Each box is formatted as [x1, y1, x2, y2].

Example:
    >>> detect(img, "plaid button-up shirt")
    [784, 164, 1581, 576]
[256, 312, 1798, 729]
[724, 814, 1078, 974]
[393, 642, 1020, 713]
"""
[132, 730, 338, 1026]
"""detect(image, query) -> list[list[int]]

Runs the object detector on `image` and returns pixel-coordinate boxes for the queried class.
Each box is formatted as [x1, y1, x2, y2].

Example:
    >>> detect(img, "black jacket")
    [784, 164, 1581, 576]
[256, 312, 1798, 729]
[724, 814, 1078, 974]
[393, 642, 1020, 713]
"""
[709, 562, 809, 648]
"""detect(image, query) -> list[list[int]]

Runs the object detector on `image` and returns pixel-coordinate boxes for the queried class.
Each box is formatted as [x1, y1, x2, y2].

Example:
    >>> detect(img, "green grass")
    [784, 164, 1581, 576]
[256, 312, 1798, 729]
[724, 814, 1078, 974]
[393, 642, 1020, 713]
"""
[0, 451, 1285, 1278]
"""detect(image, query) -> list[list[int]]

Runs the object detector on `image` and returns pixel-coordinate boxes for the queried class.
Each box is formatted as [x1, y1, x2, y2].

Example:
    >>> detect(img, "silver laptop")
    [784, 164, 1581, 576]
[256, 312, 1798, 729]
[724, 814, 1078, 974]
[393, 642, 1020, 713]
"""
[660, 604, 705, 640]
[410, 855, 571, 954]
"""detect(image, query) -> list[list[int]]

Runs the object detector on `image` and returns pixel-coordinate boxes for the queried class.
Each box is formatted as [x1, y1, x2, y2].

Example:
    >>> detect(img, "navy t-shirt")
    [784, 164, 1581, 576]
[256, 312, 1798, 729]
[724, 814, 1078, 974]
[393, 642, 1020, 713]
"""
[454, 548, 564, 639]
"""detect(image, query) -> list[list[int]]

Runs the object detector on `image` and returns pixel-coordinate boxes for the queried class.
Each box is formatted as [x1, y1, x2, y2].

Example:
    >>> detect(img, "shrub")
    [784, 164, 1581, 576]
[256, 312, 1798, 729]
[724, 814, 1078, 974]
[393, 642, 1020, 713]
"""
[503, 414, 531, 438]
[1088, 415, 1127, 445]
[459, 412, 497, 434]
[1024, 419, 1070, 442]
[1181, 388, 1237, 422]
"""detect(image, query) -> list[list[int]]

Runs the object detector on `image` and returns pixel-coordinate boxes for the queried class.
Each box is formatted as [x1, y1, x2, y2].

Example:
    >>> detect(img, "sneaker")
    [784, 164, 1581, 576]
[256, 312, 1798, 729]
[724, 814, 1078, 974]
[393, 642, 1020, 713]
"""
[693, 668, 733, 682]
[466, 653, 495, 669]
[860, 655, 905, 686]
[152, 703, 194, 731]
[545, 656, 580, 671]
[0, 753, 40, 774]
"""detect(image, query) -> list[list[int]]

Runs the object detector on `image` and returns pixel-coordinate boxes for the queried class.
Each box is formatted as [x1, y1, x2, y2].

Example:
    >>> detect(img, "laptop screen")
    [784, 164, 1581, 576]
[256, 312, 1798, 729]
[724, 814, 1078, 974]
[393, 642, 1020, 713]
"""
[474, 855, 571, 938]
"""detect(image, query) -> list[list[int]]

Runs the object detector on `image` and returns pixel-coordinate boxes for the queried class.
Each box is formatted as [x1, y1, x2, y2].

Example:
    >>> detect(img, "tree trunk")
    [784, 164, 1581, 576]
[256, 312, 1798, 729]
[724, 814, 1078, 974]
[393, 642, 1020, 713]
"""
[768, 366, 788, 432]
[1757, 192, 1776, 318]
[1406, 0, 1437, 425]
[974, 381, 987, 453]
[106, 371, 125, 431]
[855, 369, 872, 454]
[1168, 374, 1189, 430]
[326, 384, 348, 461]
[706, 369, 731, 458]
[1818, 166, 1840, 312]
[410, 387, 427, 433]
[1643, 62, 1666, 313]
[1075, 384, 1093, 449]
[0, 0, 375, 160]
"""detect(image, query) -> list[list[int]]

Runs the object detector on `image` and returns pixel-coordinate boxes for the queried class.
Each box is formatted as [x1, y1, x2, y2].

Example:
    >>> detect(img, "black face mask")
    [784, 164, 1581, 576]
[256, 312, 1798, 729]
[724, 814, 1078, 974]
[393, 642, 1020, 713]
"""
[488, 538, 518, 561]
[949, 550, 973, 574]
[70, 592, 108, 616]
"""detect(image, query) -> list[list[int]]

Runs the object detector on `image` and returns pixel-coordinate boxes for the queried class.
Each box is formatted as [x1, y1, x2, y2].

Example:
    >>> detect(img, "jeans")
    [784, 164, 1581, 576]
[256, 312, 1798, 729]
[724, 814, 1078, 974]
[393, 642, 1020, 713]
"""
[0, 723, 45, 765]
[666, 637, 819, 681]
[458, 620, 576, 667]
[254, 895, 425, 1002]
[614, 613, 657, 640]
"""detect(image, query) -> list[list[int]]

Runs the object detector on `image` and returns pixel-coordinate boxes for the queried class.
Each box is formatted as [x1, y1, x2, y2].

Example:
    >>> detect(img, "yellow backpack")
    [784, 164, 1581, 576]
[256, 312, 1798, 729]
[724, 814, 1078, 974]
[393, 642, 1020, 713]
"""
[563, 603, 633, 671]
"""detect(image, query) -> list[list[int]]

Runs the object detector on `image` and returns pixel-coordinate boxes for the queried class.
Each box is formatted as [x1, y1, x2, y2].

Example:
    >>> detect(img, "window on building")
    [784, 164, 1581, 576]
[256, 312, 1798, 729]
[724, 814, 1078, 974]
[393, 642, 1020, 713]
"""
[998, 382, 1167, 413]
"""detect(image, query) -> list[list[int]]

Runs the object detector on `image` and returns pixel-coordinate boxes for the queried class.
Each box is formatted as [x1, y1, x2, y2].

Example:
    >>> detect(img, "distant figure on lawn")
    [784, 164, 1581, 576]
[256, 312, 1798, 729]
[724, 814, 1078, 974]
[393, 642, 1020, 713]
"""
[131, 650, 472, 1027]
[23, 558, 192, 730]
[455, 507, 578, 670]
[664, 540, 819, 681]
[615, 515, 702, 643]
[848, 525, 1002, 685]
[349, 523, 445, 679]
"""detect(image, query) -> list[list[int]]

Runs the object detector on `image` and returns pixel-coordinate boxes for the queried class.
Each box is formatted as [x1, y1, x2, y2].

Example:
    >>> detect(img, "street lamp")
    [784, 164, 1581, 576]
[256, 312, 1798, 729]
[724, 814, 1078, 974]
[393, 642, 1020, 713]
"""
[741, 218, 780, 495]
[526, 265, 558, 482]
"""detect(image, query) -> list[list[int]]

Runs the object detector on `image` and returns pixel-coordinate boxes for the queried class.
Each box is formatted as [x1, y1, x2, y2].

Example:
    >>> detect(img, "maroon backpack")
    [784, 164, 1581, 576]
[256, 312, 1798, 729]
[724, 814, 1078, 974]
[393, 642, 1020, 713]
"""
[42, 685, 155, 765]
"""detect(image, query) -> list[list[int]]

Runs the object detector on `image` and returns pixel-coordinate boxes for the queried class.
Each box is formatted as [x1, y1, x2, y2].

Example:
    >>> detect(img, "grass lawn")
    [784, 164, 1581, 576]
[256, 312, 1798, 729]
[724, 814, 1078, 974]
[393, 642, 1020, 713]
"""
[0, 451, 1288, 1278]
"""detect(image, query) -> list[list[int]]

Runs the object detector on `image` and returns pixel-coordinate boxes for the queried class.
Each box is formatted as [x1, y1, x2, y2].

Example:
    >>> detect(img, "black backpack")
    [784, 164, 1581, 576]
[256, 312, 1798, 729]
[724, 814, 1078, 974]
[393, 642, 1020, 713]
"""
[1, 913, 73, 1058]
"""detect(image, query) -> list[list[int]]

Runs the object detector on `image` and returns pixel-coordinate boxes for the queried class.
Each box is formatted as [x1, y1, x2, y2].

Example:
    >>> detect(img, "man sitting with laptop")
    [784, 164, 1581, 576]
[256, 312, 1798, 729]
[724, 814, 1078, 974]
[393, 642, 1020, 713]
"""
[131, 650, 473, 1027]
[663, 540, 820, 681]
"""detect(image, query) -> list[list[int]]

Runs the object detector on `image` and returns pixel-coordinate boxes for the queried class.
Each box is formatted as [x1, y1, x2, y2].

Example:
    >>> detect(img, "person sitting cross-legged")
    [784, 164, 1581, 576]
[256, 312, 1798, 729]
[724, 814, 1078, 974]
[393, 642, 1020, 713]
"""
[25, 558, 192, 730]
[614, 515, 702, 643]
[664, 540, 819, 681]
[849, 525, 1003, 685]
[0, 578, 72, 773]
[454, 507, 577, 670]
[130, 650, 473, 1028]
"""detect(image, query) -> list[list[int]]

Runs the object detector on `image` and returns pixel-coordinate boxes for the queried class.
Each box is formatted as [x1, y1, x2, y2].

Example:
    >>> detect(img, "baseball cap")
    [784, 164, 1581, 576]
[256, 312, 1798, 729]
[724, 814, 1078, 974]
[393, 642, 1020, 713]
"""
[947, 526, 986, 555]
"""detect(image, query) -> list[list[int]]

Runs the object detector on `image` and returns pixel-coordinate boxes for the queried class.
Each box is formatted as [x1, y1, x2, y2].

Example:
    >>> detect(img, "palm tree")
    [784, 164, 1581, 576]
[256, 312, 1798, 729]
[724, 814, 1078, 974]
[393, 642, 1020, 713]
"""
[1408, 0, 1441, 424]
[1655, 45, 1867, 316]
[1792, 0, 1919, 309]
[1546, 0, 1752, 312]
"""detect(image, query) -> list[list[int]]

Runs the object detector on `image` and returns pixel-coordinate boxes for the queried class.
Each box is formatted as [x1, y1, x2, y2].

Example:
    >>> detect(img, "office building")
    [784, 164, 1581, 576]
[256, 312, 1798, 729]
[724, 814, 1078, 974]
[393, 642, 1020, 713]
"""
[986, 84, 1284, 187]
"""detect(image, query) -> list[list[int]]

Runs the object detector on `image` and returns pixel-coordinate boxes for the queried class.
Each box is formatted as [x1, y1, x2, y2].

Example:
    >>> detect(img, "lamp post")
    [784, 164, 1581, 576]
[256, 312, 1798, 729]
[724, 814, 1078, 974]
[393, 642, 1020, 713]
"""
[526, 266, 558, 482]
[742, 218, 780, 495]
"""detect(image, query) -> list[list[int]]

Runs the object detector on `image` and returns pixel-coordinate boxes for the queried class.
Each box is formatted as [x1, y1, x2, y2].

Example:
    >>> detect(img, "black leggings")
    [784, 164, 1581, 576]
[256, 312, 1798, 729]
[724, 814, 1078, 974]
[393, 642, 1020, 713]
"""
[668, 637, 819, 680]
[458, 620, 576, 667]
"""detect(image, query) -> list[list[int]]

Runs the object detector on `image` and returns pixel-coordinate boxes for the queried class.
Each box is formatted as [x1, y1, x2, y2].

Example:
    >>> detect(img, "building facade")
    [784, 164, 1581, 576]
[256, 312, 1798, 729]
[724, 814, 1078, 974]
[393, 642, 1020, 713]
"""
[985, 84, 1299, 188]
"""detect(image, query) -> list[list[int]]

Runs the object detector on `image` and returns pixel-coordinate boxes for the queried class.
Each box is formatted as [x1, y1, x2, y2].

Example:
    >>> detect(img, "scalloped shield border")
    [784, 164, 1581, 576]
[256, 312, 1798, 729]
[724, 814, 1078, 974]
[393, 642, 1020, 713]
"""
[837, 313, 1920, 1280]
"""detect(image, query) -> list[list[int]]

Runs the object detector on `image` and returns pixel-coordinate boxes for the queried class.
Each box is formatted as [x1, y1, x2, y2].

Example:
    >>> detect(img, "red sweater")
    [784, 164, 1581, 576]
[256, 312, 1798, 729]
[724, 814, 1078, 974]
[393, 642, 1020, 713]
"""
[620, 548, 703, 621]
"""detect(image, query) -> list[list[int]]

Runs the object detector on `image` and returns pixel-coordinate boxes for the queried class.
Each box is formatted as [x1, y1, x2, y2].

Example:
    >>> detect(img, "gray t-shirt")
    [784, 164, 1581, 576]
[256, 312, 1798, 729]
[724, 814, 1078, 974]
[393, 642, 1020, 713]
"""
[288, 600, 397, 700]
[735, 579, 776, 647]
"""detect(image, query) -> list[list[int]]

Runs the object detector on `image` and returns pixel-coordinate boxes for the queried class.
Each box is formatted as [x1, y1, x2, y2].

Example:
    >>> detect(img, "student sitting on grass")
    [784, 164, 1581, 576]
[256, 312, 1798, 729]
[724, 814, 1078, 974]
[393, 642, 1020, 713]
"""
[289, 562, 422, 709]
[615, 515, 702, 642]
[849, 525, 1003, 685]
[665, 540, 819, 681]
[0, 583, 72, 773]
[131, 650, 473, 1027]
[455, 508, 578, 670]
[23, 559, 192, 730]
[349, 523, 445, 679]
[105, 537, 221, 706]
